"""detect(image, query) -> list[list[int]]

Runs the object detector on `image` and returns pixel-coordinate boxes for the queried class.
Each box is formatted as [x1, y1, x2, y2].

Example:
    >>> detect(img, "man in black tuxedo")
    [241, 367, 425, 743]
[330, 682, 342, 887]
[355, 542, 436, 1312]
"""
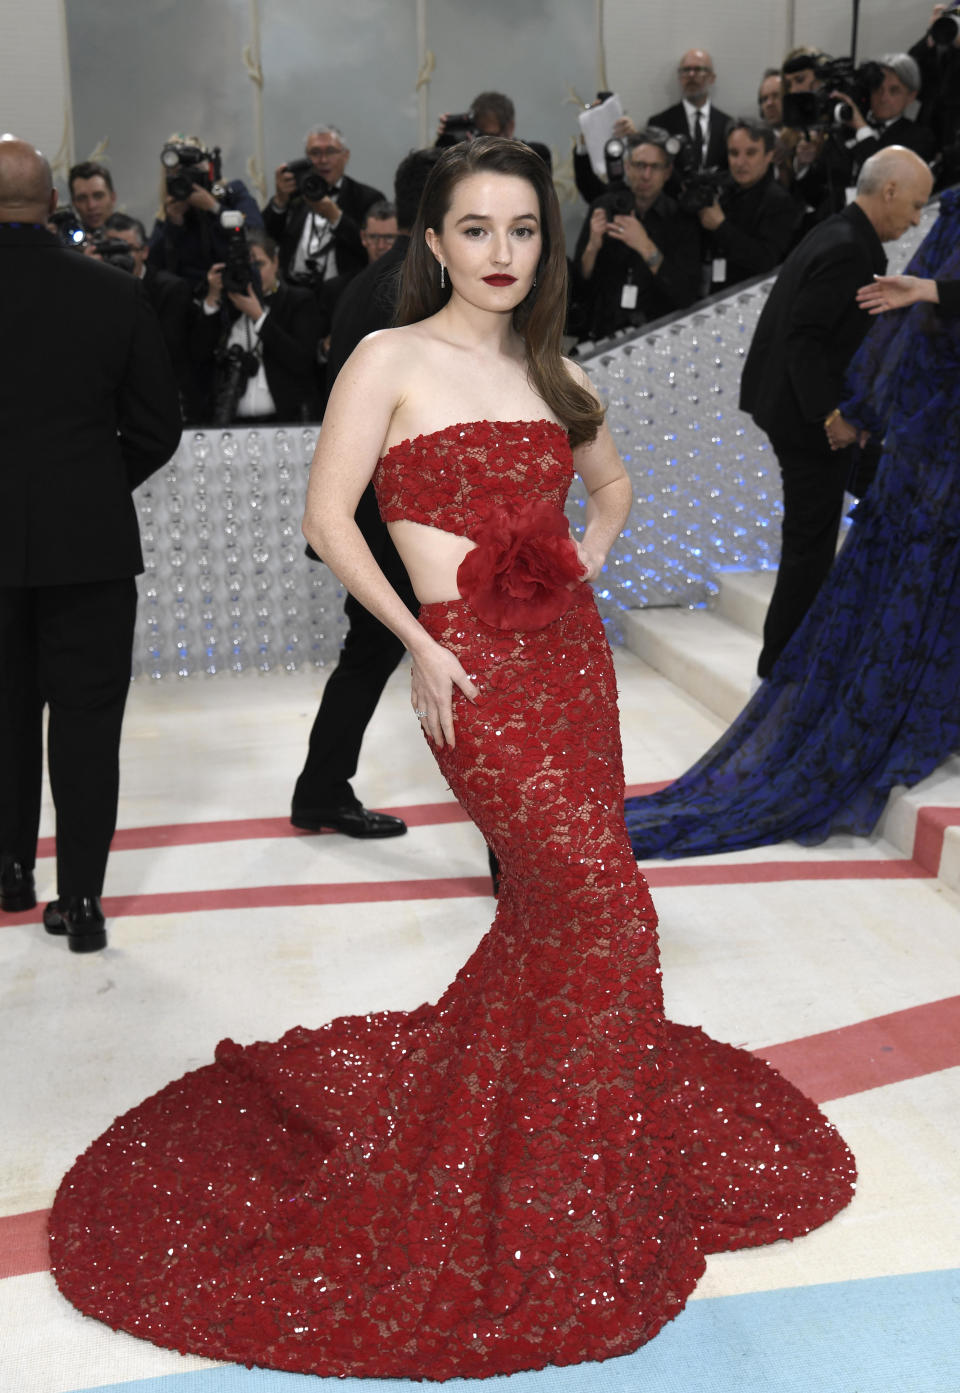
[740, 146, 933, 677]
[290, 148, 442, 839]
[194, 230, 322, 424]
[649, 49, 731, 171]
[698, 118, 803, 292]
[264, 126, 385, 289]
[571, 129, 701, 341]
[0, 137, 182, 950]
[842, 54, 936, 178]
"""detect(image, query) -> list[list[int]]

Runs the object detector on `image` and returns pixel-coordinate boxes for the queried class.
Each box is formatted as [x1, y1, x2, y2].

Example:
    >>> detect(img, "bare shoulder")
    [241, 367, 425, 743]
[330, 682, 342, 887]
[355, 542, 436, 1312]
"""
[344, 324, 416, 373]
[562, 355, 601, 403]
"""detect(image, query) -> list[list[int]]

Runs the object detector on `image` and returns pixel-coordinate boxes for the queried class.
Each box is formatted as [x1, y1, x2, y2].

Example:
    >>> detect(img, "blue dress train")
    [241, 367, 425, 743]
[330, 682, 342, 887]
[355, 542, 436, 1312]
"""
[625, 191, 960, 860]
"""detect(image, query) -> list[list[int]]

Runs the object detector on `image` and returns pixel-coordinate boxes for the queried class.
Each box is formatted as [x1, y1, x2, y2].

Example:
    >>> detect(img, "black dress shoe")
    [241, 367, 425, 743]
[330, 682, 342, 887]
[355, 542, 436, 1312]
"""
[43, 897, 107, 953]
[290, 803, 407, 838]
[0, 855, 37, 912]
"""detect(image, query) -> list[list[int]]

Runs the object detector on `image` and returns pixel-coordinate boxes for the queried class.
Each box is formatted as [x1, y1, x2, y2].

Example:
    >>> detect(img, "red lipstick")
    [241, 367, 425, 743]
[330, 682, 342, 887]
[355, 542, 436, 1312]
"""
[483, 274, 516, 285]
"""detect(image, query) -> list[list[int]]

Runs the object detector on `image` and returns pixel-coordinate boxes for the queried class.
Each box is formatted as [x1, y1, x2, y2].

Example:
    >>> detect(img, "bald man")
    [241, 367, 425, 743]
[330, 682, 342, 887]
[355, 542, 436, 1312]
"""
[648, 49, 731, 171]
[740, 146, 933, 677]
[0, 136, 182, 951]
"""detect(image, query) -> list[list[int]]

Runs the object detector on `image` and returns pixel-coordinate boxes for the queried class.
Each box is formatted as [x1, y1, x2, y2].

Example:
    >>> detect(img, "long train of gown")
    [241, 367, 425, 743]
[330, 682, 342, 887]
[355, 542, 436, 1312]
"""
[50, 423, 855, 1379]
[626, 192, 960, 861]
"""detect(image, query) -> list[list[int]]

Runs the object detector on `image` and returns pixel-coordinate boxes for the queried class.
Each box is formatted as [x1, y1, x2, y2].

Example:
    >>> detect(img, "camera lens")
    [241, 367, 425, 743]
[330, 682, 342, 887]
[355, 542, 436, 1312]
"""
[161, 147, 180, 169]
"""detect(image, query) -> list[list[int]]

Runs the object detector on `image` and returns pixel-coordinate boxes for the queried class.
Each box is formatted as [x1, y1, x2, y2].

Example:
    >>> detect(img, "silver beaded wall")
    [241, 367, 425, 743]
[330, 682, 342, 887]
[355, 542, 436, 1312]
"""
[133, 426, 344, 678]
[572, 200, 940, 643]
[133, 202, 939, 677]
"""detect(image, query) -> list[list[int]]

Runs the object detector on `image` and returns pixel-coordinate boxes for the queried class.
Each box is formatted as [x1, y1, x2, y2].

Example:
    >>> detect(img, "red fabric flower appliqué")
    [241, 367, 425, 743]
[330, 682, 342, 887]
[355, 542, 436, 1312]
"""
[457, 500, 586, 631]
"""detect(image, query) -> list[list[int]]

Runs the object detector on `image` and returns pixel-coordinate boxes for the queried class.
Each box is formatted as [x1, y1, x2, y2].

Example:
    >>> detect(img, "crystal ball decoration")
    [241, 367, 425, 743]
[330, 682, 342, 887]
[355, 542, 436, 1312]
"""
[133, 427, 343, 678]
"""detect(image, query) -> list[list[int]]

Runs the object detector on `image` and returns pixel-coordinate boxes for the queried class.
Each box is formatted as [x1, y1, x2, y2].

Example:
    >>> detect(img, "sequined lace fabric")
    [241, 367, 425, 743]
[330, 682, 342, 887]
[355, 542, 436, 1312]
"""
[374, 418, 573, 541]
[50, 422, 856, 1380]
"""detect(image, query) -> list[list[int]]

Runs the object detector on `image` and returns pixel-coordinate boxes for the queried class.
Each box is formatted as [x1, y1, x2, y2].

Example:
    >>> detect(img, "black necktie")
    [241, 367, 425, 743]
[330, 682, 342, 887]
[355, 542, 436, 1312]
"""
[693, 110, 705, 168]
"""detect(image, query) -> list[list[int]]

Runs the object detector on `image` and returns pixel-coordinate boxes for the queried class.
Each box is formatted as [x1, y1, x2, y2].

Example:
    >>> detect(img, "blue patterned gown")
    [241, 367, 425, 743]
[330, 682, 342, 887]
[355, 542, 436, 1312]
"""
[625, 191, 960, 859]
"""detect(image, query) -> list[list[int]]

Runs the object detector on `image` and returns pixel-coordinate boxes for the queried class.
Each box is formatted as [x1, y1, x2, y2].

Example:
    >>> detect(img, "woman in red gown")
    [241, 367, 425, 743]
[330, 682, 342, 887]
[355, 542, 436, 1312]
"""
[50, 138, 856, 1380]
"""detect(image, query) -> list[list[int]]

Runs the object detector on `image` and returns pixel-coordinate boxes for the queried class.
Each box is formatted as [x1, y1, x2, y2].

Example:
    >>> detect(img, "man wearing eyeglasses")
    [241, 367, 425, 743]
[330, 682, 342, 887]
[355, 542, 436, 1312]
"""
[572, 129, 701, 341]
[649, 49, 731, 172]
[264, 125, 386, 289]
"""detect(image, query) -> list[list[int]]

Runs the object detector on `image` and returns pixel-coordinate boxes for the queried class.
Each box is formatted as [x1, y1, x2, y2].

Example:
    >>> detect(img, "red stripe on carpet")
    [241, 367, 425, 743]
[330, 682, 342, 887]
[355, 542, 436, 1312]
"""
[5, 994, 959, 1281]
[32, 782, 672, 858]
[0, 856, 930, 928]
[106, 877, 495, 917]
[642, 858, 929, 887]
[912, 805, 960, 875]
[0, 1209, 48, 1279]
[754, 994, 960, 1103]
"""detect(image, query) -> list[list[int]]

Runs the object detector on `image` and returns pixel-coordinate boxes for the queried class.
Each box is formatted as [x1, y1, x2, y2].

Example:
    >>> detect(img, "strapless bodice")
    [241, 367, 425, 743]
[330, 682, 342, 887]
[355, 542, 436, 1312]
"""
[374, 419, 573, 541]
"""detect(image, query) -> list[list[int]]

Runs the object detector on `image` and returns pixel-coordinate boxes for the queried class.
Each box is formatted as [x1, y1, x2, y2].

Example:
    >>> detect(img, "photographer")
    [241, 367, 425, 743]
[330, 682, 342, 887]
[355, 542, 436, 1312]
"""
[836, 55, 934, 181]
[437, 91, 516, 145]
[68, 160, 117, 236]
[435, 92, 552, 170]
[147, 134, 262, 290]
[572, 128, 701, 342]
[781, 53, 875, 224]
[264, 125, 385, 289]
[699, 118, 803, 291]
[102, 212, 198, 421]
[910, 4, 960, 172]
[194, 228, 321, 425]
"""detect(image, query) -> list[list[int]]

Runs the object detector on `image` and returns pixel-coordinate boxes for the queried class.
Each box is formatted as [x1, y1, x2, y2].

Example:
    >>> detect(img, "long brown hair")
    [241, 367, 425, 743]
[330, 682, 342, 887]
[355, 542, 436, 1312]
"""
[396, 137, 603, 447]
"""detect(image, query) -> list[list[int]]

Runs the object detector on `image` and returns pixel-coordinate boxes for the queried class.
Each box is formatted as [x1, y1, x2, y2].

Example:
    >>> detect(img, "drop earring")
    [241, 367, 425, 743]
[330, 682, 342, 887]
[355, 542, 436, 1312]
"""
[440, 261, 446, 289]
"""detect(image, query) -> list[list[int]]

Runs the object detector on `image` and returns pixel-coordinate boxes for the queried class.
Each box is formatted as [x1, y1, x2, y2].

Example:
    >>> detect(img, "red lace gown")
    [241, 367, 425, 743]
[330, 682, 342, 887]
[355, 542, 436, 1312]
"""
[49, 421, 856, 1380]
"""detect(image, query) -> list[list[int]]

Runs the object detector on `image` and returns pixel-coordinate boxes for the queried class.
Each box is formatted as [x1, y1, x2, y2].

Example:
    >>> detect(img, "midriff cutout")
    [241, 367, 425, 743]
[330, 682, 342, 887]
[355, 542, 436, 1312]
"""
[387, 519, 476, 604]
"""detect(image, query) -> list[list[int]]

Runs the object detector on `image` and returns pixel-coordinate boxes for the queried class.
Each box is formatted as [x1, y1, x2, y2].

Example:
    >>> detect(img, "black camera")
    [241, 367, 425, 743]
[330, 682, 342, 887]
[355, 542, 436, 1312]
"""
[219, 210, 262, 298]
[437, 112, 479, 147]
[930, 4, 960, 46]
[283, 158, 330, 202]
[96, 238, 137, 274]
[162, 142, 221, 201]
[212, 343, 261, 426]
[603, 137, 634, 215]
[663, 133, 729, 213]
[782, 57, 886, 132]
[51, 208, 90, 249]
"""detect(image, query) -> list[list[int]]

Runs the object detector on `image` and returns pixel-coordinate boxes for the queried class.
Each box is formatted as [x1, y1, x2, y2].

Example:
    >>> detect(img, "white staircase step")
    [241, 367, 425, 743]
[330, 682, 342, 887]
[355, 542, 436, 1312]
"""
[877, 755, 960, 866]
[714, 570, 775, 638]
[621, 607, 759, 723]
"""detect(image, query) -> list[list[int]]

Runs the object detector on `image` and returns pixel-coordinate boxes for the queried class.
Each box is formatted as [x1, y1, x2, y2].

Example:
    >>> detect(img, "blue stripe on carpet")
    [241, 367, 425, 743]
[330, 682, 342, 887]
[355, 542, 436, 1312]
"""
[70, 1267, 960, 1393]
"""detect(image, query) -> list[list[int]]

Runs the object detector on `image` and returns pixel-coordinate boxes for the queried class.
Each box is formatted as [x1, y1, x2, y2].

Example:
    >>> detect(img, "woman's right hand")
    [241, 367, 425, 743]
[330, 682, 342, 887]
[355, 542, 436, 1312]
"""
[410, 636, 480, 749]
[856, 274, 938, 314]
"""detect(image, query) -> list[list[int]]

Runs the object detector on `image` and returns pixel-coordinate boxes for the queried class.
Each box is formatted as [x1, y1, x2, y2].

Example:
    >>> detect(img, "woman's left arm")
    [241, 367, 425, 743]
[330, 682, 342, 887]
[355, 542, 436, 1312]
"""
[567, 371, 634, 579]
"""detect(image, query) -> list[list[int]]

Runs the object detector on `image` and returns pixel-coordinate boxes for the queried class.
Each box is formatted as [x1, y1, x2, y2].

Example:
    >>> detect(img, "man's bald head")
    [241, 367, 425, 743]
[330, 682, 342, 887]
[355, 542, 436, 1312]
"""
[677, 49, 716, 105]
[856, 145, 933, 242]
[0, 136, 55, 222]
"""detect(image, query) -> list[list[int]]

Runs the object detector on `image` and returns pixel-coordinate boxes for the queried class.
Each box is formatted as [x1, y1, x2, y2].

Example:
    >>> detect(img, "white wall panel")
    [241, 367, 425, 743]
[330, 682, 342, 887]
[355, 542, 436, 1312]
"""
[602, 0, 793, 127]
[0, 0, 73, 174]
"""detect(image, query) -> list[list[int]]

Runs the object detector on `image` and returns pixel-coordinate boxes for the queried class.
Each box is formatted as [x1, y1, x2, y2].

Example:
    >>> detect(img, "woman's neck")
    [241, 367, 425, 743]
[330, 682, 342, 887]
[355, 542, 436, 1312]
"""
[433, 293, 522, 357]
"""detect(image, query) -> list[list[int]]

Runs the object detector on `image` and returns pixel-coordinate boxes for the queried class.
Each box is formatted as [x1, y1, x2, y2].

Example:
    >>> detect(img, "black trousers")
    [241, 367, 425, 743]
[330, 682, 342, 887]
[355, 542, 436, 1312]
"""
[0, 578, 137, 896]
[294, 499, 418, 810]
[758, 441, 851, 679]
